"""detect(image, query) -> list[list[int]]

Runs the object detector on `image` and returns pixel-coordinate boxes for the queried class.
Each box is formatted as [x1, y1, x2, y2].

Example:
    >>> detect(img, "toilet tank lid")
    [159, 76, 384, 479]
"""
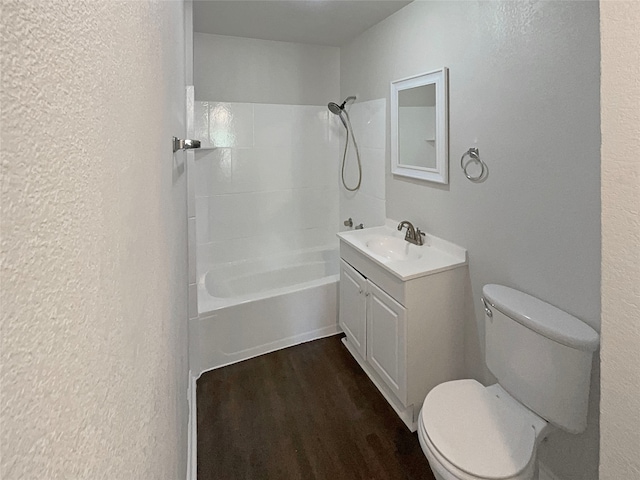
[483, 284, 599, 352]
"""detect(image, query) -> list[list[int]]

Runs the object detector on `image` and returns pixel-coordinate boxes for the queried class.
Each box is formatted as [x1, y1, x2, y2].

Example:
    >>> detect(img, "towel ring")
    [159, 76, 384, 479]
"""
[460, 148, 487, 182]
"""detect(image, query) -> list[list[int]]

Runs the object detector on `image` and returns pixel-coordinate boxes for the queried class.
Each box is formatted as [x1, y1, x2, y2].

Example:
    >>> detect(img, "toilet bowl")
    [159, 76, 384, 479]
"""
[417, 380, 549, 480]
[417, 285, 599, 480]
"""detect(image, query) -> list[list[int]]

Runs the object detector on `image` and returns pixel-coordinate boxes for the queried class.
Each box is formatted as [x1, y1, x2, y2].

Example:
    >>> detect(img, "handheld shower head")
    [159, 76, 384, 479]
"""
[328, 102, 343, 115]
[328, 96, 357, 116]
[328, 101, 348, 128]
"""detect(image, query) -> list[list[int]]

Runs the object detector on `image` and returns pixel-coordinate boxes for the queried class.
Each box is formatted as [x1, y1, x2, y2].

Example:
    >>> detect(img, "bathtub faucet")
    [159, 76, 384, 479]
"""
[397, 220, 425, 246]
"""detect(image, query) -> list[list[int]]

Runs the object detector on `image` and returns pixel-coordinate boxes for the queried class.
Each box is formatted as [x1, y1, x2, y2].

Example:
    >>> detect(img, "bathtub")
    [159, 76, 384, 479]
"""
[191, 247, 341, 375]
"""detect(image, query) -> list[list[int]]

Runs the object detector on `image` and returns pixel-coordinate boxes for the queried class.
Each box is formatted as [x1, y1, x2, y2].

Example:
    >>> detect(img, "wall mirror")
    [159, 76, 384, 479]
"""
[390, 68, 449, 184]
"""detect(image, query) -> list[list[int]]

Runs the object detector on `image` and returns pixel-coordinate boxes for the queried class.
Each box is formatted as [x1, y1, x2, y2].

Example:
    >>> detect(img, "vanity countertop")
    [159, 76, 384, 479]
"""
[337, 219, 467, 281]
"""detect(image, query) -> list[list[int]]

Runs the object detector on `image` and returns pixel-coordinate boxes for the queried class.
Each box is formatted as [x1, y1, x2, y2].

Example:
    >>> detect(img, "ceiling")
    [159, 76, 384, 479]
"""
[193, 1, 413, 47]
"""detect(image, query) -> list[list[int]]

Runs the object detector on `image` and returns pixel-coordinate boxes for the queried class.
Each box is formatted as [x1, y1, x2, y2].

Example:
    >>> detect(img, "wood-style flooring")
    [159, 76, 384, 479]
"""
[197, 334, 435, 480]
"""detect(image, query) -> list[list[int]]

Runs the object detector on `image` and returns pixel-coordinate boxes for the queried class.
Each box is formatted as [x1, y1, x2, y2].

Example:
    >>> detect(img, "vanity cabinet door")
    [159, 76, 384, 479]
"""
[339, 260, 367, 359]
[366, 280, 407, 404]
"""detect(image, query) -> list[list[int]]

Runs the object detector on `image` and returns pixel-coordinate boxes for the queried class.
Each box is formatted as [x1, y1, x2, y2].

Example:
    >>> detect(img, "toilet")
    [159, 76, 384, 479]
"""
[418, 284, 599, 480]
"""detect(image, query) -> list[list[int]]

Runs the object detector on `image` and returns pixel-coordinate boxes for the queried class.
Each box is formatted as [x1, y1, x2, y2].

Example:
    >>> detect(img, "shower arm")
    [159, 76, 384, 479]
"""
[341, 96, 356, 109]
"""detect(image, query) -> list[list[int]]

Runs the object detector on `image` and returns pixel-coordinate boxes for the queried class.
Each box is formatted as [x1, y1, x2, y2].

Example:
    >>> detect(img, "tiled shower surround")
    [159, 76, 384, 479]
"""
[194, 101, 341, 273]
[339, 98, 386, 231]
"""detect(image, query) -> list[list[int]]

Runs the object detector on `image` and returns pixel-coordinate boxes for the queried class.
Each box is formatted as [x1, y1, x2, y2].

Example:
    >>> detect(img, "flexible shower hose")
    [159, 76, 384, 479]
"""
[340, 109, 362, 192]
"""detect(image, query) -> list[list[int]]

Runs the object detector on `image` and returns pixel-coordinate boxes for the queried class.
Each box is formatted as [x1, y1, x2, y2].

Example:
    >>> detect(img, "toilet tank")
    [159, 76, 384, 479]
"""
[482, 284, 599, 434]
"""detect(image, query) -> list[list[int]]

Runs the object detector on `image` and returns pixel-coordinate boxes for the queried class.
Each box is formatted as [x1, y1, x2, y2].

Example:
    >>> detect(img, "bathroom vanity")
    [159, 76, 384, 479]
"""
[337, 220, 468, 431]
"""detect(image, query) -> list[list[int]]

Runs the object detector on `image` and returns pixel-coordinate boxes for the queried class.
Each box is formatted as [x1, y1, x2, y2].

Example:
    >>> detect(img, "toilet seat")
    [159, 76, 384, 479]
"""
[420, 379, 546, 480]
[418, 417, 535, 480]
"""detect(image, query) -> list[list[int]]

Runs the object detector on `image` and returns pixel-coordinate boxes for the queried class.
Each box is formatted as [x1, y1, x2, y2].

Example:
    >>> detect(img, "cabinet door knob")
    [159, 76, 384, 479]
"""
[359, 288, 363, 294]
[365, 292, 370, 297]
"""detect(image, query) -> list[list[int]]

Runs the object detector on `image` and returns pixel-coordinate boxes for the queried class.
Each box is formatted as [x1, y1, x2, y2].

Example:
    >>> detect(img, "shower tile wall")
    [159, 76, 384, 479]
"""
[194, 101, 340, 273]
[339, 98, 387, 230]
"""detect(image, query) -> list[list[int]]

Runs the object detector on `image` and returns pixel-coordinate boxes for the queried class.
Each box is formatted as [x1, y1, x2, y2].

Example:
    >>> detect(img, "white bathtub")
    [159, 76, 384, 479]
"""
[191, 248, 341, 375]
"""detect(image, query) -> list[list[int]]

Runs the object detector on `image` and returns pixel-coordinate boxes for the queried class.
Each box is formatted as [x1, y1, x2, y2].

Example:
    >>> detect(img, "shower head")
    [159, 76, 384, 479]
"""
[328, 102, 343, 115]
[327, 95, 357, 115]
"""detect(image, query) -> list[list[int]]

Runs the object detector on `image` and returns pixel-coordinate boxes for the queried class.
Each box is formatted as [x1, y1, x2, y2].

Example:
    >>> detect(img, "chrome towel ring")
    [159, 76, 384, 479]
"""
[460, 148, 488, 182]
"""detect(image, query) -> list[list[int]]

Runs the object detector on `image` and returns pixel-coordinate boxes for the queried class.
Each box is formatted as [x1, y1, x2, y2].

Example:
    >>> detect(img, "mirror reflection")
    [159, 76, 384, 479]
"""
[398, 84, 437, 169]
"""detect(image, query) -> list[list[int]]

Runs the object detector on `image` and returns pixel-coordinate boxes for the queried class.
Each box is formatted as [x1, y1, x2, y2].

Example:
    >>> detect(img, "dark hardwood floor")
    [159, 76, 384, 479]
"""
[197, 334, 435, 480]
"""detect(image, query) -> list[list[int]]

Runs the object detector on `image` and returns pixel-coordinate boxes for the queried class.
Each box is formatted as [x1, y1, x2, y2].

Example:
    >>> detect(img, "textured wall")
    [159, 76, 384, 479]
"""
[600, 1, 640, 478]
[1, 1, 189, 478]
[194, 33, 340, 105]
[341, 2, 601, 479]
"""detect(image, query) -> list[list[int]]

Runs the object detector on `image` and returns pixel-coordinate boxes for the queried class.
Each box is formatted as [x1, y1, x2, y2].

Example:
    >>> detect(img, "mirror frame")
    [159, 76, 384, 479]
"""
[390, 67, 449, 184]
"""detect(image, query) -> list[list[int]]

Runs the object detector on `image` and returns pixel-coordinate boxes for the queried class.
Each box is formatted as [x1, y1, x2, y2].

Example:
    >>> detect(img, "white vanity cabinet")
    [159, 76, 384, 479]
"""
[339, 260, 368, 359]
[337, 222, 468, 431]
[340, 260, 407, 402]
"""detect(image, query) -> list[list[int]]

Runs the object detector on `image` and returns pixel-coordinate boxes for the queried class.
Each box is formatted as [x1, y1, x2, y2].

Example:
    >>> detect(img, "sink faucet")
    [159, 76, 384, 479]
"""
[397, 220, 425, 246]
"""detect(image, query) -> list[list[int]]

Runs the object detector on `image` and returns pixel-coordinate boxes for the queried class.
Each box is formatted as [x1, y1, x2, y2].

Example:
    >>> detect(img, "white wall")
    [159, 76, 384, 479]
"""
[600, 1, 640, 478]
[341, 2, 601, 479]
[194, 101, 340, 271]
[1, 1, 189, 478]
[194, 33, 340, 104]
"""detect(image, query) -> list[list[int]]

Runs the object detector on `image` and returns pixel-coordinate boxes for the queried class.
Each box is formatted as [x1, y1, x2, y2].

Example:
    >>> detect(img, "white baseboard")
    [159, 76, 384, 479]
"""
[186, 372, 197, 480]
[199, 325, 342, 376]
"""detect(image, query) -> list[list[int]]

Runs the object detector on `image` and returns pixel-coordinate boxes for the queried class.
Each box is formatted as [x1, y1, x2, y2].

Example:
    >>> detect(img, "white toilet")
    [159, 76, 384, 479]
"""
[418, 284, 599, 480]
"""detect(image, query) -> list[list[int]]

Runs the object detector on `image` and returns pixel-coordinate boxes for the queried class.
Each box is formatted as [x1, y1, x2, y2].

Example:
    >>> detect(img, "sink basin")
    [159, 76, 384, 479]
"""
[337, 220, 468, 280]
[366, 235, 422, 261]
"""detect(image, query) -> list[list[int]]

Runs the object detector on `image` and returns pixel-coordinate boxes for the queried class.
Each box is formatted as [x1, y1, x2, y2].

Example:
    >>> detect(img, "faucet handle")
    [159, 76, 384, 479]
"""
[416, 228, 426, 245]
